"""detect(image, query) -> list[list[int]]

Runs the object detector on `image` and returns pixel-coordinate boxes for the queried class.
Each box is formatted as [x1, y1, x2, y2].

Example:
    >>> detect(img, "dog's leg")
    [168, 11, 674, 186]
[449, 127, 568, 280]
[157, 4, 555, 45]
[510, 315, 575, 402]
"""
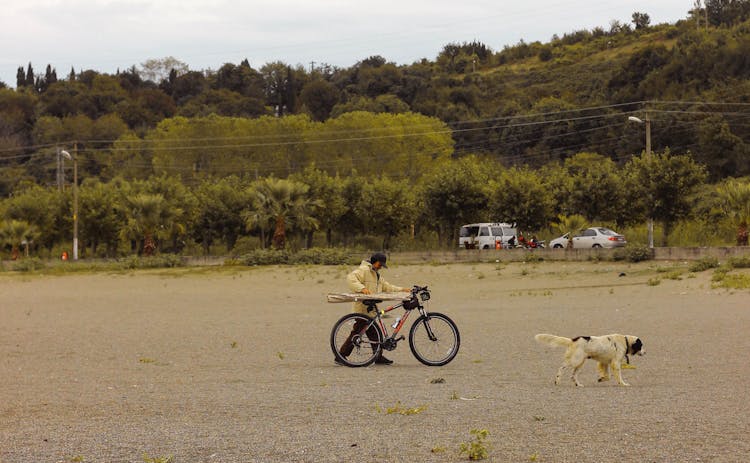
[571, 362, 585, 387]
[612, 361, 630, 386]
[569, 352, 586, 387]
[555, 364, 567, 385]
[597, 362, 610, 382]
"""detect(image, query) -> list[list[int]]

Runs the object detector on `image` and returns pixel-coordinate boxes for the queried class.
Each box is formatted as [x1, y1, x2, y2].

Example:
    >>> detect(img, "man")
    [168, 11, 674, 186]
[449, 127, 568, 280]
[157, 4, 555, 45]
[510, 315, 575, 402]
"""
[338, 252, 410, 365]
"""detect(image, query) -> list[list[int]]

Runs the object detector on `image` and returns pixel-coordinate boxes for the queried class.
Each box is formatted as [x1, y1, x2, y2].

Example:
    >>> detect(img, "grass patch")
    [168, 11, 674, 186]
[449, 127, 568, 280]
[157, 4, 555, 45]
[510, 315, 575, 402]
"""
[459, 429, 490, 461]
[142, 454, 173, 463]
[376, 401, 428, 415]
[646, 278, 661, 286]
[712, 271, 750, 289]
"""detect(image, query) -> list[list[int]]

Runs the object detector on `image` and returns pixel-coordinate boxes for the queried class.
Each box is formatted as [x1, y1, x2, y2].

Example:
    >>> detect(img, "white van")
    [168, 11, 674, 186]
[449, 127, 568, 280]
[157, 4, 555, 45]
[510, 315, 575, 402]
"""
[458, 223, 517, 249]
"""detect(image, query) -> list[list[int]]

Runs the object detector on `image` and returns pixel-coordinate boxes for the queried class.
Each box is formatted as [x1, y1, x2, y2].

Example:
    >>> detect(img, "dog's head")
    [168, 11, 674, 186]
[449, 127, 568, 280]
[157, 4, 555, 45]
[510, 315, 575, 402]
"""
[627, 336, 644, 356]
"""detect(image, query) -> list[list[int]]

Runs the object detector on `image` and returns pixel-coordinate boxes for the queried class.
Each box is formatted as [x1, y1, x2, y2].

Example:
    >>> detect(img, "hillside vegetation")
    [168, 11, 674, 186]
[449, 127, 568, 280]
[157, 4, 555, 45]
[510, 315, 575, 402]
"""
[2, 3, 750, 258]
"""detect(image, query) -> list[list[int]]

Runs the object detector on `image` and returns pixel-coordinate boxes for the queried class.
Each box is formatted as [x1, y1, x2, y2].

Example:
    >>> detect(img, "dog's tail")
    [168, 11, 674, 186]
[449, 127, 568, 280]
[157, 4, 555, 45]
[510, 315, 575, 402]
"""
[534, 333, 573, 348]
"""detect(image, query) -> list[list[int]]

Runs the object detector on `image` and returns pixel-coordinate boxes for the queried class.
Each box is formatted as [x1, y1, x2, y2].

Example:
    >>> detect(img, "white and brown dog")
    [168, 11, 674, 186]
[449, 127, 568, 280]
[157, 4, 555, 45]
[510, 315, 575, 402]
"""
[535, 333, 644, 386]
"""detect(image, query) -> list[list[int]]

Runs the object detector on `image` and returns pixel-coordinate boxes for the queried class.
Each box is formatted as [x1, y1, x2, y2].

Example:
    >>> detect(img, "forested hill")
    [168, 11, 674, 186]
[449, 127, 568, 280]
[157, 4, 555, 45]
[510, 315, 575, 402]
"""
[2, 5, 750, 195]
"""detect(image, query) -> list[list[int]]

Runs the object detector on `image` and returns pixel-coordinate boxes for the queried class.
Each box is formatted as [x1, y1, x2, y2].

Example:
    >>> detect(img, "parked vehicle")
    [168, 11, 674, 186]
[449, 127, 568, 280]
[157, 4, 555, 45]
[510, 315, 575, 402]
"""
[549, 227, 626, 249]
[516, 233, 545, 249]
[459, 223, 517, 249]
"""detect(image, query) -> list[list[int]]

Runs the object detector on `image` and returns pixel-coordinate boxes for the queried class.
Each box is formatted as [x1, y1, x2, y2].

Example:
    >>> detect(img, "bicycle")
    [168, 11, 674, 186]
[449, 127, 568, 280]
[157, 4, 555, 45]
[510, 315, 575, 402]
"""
[330, 285, 460, 367]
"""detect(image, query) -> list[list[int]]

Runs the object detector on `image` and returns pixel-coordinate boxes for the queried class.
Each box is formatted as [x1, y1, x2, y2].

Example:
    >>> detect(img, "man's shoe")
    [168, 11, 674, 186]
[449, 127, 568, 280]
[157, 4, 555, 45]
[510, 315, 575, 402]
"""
[374, 356, 393, 365]
[334, 356, 347, 366]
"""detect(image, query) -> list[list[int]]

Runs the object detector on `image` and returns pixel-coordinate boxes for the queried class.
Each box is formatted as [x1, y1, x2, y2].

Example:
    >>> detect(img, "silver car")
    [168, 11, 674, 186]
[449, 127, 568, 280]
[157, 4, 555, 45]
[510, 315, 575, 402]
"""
[549, 227, 626, 249]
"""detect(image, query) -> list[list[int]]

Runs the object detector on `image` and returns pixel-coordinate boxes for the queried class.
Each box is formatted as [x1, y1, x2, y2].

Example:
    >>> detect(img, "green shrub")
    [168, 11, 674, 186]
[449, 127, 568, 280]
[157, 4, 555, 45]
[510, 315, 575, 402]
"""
[121, 254, 185, 269]
[689, 257, 719, 273]
[240, 248, 360, 265]
[240, 249, 290, 265]
[11, 257, 46, 272]
[713, 273, 750, 289]
[292, 248, 354, 265]
[727, 256, 750, 269]
[612, 245, 652, 262]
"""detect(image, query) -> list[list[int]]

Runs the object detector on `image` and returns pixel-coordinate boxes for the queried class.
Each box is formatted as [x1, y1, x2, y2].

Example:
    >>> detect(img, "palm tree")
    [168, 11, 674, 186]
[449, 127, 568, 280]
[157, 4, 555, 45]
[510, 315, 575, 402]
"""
[718, 180, 750, 246]
[552, 214, 589, 249]
[119, 193, 182, 255]
[1, 220, 39, 259]
[244, 178, 321, 249]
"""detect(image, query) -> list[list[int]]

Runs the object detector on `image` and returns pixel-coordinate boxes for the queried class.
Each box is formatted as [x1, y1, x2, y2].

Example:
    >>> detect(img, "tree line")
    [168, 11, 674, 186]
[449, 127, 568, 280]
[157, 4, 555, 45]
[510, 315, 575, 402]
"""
[2, 153, 749, 260]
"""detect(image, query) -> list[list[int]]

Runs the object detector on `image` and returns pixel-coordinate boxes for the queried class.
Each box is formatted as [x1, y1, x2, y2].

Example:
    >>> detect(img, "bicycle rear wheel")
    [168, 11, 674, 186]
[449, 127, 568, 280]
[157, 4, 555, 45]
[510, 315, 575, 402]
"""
[330, 313, 383, 367]
[409, 312, 460, 366]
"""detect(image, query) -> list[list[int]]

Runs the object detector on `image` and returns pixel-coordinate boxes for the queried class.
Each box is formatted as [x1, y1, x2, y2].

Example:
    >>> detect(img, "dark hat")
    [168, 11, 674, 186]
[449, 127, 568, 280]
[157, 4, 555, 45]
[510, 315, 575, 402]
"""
[370, 252, 388, 268]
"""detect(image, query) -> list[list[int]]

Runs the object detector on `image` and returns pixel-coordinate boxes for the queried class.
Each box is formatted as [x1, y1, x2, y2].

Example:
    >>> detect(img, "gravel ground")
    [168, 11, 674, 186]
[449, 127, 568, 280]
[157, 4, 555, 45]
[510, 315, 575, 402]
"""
[1, 261, 749, 463]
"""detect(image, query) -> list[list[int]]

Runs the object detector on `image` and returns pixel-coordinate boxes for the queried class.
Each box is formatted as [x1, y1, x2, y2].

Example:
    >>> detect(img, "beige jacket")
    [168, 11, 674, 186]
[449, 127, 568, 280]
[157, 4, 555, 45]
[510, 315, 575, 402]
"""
[346, 260, 405, 315]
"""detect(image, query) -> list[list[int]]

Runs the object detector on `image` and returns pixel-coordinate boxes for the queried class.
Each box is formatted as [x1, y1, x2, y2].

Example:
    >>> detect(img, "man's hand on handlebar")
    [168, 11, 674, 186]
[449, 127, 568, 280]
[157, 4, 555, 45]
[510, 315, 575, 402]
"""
[361, 288, 372, 295]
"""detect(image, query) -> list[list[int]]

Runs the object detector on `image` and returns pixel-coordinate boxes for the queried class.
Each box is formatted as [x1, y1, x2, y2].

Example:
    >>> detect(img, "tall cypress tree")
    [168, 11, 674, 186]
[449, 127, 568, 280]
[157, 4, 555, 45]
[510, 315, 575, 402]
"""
[25, 63, 35, 87]
[45, 64, 57, 85]
[16, 66, 26, 88]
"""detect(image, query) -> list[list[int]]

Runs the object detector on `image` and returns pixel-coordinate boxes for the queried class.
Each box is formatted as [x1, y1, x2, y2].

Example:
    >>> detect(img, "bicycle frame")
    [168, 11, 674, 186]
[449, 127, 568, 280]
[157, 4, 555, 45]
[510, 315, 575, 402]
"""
[362, 289, 436, 347]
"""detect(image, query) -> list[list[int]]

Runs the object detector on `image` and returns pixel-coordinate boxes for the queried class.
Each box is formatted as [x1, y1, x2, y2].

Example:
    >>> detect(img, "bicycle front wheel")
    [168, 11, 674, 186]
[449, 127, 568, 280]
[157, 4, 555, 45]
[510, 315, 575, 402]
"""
[409, 312, 460, 366]
[330, 313, 383, 367]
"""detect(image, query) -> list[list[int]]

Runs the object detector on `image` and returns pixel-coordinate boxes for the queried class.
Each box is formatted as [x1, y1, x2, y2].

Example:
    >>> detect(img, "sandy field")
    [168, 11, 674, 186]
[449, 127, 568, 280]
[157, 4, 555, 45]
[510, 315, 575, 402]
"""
[1, 260, 749, 463]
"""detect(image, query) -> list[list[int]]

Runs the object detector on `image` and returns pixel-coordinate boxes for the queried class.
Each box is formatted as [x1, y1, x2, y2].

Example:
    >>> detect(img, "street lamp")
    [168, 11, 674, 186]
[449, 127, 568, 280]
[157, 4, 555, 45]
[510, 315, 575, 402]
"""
[60, 149, 79, 260]
[627, 115, 654, 249]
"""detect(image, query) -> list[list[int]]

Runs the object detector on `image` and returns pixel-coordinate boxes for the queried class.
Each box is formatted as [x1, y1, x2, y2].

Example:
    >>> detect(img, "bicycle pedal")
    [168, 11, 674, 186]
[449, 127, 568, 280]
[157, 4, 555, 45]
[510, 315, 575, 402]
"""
[396, 335, 405, 342]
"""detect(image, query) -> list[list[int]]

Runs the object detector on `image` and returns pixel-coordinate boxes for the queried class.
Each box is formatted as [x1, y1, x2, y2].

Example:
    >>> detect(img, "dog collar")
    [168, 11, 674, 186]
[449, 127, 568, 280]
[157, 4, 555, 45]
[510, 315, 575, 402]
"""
[625, 338, 630, 364]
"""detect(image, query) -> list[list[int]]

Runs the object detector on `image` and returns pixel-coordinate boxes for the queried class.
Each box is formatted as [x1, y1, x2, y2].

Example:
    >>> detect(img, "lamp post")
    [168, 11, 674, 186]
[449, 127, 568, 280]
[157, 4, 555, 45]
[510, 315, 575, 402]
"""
[60, 148, 79, 260]
[627, 115, 654, 249]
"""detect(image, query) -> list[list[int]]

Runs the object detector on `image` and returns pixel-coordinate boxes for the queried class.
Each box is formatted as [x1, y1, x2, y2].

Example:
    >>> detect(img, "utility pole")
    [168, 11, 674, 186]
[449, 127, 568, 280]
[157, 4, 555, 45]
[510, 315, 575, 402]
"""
[56, 147, 62, 191]
[61, 144, 79, 260]
[310, 61, 316, 73]
[645, 114, 653, 249]
[73, 142, 78, 260]
[627, 114, 654, 249]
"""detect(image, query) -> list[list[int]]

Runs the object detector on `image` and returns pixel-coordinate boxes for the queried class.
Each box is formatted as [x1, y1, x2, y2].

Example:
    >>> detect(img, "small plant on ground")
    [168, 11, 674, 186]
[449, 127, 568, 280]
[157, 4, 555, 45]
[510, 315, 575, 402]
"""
[376, 401, 428, 415]
[459, 429, 490, 460]
[647, 277, 661, 286]
[143, 454, 173, 463]
[689, 257, 719, 272]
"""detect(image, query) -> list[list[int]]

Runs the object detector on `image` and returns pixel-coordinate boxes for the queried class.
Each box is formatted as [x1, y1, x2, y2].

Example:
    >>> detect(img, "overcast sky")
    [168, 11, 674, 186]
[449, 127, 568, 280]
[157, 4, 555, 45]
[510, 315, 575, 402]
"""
[1, 0, 692, 87]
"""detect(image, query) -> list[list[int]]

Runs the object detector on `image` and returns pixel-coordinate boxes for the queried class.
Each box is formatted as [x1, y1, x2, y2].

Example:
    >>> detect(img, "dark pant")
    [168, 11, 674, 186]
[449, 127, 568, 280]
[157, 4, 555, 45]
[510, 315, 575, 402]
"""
[340, 318, 380, 357]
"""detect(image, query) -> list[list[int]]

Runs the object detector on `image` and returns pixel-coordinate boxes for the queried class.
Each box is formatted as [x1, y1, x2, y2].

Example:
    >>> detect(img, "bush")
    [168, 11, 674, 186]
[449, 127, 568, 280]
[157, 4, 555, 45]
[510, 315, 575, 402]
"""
[11, 257, 46, 272]
[240, 248, 358, 265]
[613, 245, 653, 262]
[240, 249, 290, 265]
[121, 254, 185, 269]
[293, 248, 355, 265]
[689, 257, 720, 272]
[727, 256, 750, 269]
